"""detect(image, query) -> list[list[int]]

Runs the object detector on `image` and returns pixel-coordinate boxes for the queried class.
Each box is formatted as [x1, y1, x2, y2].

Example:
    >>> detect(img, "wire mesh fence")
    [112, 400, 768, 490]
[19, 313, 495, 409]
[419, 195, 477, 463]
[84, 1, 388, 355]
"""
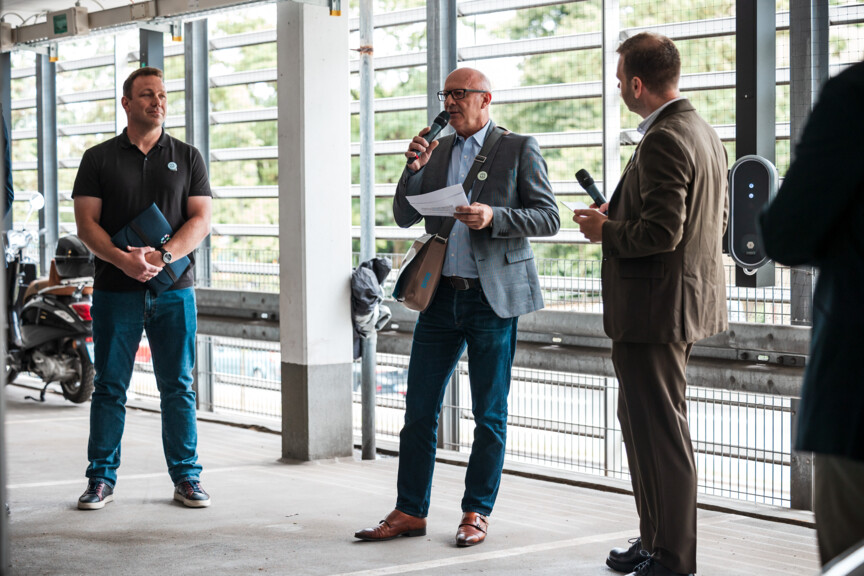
[350, 353, 794, 507]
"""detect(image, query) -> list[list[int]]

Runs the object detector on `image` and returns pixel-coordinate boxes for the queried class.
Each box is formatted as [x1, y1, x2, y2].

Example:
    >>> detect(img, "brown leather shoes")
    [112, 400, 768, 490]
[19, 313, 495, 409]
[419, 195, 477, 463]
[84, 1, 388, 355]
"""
[455, 512, 488, 547]
[354, 509, 427, 541]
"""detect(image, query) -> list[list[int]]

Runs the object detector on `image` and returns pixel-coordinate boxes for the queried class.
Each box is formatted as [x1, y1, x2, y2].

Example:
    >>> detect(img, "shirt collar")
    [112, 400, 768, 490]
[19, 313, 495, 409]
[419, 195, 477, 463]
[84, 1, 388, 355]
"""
[118, 128, 168, 149]
[637, 97, 684, 134]
[455, 120, 492, 148]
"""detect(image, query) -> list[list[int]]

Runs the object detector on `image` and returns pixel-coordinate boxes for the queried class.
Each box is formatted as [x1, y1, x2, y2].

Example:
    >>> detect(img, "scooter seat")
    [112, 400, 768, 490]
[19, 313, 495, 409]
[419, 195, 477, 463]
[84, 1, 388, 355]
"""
[24, 261, 93, 302]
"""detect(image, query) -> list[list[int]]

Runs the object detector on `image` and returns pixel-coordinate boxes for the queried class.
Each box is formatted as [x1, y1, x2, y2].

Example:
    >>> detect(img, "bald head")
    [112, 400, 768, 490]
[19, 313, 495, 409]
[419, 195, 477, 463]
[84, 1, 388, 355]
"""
[443, 67, 493, 138]
[446, 68, 492, 93]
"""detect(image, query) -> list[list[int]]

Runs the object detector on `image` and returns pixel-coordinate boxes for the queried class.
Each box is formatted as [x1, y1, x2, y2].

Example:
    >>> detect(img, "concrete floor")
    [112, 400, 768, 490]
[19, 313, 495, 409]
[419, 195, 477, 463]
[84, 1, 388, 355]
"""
[4, 383, 820, 576]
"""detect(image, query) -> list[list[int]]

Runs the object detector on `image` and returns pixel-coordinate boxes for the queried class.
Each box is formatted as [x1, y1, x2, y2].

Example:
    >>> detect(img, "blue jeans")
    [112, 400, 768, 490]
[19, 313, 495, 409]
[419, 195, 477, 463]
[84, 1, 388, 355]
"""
[396, 282, 518, 517]
[86, 288, 201, 486]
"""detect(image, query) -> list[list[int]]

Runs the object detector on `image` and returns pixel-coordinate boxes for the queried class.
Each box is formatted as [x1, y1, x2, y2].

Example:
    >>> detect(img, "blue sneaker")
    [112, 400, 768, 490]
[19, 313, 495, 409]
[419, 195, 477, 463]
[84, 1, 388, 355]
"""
[174, 480, 211, 508]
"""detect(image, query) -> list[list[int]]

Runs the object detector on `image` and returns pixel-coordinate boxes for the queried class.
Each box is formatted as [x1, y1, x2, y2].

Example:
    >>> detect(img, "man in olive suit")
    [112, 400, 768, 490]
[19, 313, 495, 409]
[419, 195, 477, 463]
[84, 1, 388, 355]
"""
[575, 33, 728, 576]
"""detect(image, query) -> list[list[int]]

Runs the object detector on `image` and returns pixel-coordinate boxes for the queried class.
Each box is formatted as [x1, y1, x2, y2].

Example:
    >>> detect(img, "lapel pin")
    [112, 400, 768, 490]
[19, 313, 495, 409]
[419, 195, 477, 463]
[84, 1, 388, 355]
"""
[477, 171, 488, 181]
[167, 161, 178, 172]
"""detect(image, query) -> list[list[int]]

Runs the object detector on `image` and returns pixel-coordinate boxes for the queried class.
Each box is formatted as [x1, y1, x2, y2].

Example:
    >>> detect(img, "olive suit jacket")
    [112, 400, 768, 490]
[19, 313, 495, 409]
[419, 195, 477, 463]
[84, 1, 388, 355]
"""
[393, 120, 560, 319]
[601, 99, 729, 343]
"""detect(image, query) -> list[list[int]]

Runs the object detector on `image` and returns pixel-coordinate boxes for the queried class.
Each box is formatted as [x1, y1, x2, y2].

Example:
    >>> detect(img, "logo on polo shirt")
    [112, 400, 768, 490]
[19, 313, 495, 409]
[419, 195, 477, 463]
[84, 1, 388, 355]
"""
[167, 161, 178, 172]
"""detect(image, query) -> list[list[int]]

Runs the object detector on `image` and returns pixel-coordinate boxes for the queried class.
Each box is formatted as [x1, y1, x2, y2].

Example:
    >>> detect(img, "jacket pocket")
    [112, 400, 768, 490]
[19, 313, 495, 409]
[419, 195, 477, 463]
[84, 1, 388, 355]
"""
[506, 247, 534, 264]
[618, 258, 665, 279]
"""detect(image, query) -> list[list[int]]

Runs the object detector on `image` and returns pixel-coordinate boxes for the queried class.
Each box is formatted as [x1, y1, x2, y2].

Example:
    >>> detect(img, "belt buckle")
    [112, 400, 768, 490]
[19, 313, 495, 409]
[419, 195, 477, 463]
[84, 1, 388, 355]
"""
[453, 277, 470, 290]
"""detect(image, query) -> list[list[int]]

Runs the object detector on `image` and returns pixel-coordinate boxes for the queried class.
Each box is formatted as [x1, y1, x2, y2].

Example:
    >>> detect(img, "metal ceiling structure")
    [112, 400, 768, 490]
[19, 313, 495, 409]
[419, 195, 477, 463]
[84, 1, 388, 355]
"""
[0, 0, 340, 53]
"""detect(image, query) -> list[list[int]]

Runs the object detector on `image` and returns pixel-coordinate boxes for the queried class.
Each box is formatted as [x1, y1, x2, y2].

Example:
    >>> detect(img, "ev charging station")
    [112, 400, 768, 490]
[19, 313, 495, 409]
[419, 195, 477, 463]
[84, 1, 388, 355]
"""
[728, 154, 779, 287]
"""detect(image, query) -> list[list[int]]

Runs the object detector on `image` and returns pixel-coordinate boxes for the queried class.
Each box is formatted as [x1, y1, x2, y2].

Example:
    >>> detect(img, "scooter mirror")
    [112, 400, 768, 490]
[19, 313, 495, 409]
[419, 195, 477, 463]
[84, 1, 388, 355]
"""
[23, 192, 45, 226]
[28, 192, 45, 212]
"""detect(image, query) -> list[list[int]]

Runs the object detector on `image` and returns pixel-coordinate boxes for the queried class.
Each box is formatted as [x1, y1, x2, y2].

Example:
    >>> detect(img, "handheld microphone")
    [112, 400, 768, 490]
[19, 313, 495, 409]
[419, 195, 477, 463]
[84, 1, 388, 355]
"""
[407, 111, 450, 165]
[575, 169, 607, 206]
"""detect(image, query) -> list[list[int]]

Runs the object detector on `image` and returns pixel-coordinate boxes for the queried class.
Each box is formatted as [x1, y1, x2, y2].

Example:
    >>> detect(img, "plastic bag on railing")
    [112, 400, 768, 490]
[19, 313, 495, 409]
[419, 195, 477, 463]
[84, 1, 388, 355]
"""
[351, 257, 393, 359]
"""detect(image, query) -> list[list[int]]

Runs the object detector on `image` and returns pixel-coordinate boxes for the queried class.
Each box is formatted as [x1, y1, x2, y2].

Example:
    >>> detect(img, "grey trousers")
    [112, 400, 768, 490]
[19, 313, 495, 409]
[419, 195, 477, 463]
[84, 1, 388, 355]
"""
[612, 341, 696, 575]
[814, 453, 864, 566]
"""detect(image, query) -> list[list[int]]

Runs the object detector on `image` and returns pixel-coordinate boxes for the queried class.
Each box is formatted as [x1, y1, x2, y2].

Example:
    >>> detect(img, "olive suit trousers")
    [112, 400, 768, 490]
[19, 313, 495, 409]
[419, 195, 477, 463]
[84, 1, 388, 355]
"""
[612, 340, 697, 575]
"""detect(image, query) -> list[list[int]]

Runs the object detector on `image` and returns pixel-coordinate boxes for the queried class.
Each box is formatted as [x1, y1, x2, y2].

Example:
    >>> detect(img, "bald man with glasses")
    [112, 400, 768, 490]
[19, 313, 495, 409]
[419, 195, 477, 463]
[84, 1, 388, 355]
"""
[354, 67, 559, 547]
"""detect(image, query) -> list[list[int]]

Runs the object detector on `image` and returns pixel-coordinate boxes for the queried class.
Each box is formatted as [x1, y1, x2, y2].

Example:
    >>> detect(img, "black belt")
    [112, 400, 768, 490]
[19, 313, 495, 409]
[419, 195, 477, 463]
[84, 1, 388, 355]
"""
[443, 276, 481, 291]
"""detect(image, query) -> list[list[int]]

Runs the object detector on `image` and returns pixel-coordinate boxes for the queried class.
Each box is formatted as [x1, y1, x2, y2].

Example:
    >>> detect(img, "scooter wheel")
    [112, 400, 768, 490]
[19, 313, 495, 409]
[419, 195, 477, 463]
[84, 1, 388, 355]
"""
[60, 345, 95, 404]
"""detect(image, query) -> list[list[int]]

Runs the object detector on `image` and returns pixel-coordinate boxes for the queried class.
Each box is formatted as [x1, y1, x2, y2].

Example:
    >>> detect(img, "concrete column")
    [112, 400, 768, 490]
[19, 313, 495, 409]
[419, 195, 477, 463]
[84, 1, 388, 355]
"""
[276, 3, 353, 461]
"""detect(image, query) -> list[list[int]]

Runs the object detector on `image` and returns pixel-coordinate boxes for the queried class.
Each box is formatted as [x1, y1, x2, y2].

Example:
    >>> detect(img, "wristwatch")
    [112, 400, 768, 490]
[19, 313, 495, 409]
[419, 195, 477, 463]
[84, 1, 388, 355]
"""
[158, 247, 173, 264]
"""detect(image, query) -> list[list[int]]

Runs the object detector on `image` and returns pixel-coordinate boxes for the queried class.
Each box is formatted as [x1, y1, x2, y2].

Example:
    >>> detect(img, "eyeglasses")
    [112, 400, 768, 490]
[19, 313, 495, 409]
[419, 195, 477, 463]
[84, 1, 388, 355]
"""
[437, 89, 488, 101]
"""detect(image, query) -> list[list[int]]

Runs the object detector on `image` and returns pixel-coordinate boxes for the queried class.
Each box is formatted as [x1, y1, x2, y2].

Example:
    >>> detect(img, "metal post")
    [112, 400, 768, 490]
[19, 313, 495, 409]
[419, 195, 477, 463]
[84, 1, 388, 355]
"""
[604, 377, 622, 477]
[186, 18, 214, 411]
[602, 2, 621, 477]
[428, 0, 459, 451]
[785, 0, 827, 512]
[790, 398, 814, 510]
[734, 0, 776, 288]
[139, 28, 164, 70]
[36, 55, 58, 276]
[114, 35, 128, 134]
[426, 0, 456, 125]
[788, 0, 828, 328]
[358, 0, 377, 460]
[602, 0, 621, 199]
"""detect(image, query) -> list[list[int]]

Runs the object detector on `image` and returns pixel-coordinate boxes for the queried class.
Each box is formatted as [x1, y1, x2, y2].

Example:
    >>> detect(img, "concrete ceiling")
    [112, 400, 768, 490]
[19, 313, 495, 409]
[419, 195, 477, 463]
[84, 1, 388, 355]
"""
[1, 0, 133, 29]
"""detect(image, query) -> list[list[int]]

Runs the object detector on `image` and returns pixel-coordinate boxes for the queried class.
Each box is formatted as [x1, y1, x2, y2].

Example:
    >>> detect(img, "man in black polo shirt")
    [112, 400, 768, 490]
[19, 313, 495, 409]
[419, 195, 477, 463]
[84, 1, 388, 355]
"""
[72, 67, 212, 510]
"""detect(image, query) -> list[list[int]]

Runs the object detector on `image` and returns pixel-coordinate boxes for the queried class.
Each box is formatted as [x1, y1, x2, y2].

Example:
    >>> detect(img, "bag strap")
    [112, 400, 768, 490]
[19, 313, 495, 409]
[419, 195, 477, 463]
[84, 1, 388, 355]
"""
[161, 262, 179, 282]
[128, 221, 153, 248]
[437, 125, 508, 239]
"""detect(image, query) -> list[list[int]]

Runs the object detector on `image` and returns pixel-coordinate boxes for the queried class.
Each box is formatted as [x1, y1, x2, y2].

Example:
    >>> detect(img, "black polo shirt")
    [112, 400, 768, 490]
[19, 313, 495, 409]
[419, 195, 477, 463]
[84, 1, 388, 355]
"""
[72, 129, 211, 291]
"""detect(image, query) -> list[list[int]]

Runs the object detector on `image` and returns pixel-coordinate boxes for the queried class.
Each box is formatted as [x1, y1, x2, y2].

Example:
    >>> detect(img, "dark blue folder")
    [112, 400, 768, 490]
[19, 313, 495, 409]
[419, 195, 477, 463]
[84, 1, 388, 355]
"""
[111, 203, 190, 295]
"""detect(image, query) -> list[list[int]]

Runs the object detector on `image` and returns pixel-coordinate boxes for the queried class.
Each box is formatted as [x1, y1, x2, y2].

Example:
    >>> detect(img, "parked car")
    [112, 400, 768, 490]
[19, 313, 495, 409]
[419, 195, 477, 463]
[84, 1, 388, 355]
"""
[352, 363, 408, 397]
[135, 339, 152, 364]
[213, 344, 280, 381]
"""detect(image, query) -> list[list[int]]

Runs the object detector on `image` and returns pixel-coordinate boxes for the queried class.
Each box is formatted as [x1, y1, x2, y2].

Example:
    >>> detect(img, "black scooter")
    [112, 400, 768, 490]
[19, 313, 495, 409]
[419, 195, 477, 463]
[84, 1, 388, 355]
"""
[5, 193, 95, 403]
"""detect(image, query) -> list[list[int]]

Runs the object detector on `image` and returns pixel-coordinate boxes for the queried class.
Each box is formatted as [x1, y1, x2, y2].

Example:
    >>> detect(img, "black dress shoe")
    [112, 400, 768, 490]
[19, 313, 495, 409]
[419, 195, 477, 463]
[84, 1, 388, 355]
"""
[607, 537, 646, 572]
[626, 557, 693, 576]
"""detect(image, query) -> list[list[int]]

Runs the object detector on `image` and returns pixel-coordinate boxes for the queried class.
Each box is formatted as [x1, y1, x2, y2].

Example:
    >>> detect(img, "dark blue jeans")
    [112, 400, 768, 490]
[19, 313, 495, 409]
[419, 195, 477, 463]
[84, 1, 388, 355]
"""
[396, 282, 518, 517]
[86, 288, 201, 486]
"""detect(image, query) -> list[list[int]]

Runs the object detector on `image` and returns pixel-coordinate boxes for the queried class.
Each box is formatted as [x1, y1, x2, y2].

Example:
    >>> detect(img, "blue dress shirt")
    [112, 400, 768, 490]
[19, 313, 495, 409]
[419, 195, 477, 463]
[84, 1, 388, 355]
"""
[441, 120, 491, 278]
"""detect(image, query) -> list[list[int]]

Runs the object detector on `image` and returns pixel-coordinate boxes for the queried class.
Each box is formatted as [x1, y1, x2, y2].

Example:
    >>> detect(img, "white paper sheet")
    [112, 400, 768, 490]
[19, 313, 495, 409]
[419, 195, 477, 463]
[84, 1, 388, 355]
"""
[406, 184, 470, 217]
[562, 200, 590, 212]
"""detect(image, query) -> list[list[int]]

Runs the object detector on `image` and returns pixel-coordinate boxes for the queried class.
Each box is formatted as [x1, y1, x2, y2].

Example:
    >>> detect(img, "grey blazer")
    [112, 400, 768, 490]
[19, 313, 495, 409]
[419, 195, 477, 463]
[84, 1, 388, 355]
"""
[393, 121, 560, 319]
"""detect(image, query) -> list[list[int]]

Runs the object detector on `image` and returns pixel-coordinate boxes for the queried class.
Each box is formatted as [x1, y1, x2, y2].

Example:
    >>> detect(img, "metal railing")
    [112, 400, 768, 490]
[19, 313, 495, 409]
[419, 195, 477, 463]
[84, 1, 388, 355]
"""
[123, 269, 810, 509]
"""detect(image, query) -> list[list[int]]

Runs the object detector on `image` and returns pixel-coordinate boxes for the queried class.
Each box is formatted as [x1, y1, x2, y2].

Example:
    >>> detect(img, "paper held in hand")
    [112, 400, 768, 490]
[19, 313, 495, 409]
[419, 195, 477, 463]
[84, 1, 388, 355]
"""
[562, 200, 590, 212]
[406, 184, 470, 217]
